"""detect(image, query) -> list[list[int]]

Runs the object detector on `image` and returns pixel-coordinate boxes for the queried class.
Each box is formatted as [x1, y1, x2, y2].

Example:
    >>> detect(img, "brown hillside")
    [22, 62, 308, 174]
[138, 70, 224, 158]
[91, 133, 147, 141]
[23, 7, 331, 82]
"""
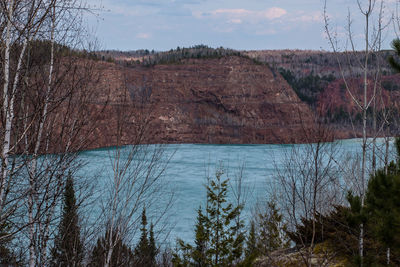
[88, 56, 315, 148]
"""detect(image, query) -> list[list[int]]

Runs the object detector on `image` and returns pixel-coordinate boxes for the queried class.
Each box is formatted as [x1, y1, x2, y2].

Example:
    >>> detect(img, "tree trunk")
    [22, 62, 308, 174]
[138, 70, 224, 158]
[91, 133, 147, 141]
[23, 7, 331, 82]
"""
[0, 0, 14, 219]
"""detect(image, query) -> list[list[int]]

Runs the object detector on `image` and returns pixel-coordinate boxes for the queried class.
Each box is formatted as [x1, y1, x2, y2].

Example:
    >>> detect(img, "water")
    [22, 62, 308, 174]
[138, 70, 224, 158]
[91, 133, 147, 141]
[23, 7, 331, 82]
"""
[76, 138, 395, 245]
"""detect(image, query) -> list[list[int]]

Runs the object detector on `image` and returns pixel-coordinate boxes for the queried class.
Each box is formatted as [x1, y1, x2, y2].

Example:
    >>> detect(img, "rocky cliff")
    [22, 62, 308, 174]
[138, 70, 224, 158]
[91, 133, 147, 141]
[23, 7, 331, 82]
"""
[88, 56, 315, 148]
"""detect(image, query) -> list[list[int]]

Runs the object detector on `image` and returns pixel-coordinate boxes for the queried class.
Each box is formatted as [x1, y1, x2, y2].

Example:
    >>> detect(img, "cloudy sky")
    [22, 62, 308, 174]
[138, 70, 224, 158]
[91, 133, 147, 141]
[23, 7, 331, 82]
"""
[85, 0, 398, 51]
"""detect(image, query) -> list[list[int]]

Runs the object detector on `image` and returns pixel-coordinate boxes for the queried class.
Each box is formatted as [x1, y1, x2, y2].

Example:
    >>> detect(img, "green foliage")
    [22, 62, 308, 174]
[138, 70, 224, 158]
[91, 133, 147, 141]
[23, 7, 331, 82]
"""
[257, 200, 290, 254]
[173, 169, 245, 267]
[88, 208, 158, 266]
[363, 143, 400, 265]
[241, 222, 258, 266]
[388, 39, 400, 73]
[0, 222, 17, 266]
[88, 230, 135, 267]
[278, 68, 335, 106]
[192, 207, 209, 266]
[317, 137, 400, 265]
[134, 208, 157, 267]
[51, 174, 83, 267]
[124, 45, 243, 67]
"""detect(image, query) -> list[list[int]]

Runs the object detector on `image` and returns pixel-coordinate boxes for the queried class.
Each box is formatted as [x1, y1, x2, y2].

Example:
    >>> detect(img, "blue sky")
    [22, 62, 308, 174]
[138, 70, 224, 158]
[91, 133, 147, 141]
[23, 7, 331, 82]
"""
[86, 0, 398, 51]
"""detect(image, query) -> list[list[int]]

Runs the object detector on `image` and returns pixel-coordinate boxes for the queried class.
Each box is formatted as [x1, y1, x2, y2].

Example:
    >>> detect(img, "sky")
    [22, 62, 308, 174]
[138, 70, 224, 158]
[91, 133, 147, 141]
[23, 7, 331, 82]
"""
[85, 0, 399, 52]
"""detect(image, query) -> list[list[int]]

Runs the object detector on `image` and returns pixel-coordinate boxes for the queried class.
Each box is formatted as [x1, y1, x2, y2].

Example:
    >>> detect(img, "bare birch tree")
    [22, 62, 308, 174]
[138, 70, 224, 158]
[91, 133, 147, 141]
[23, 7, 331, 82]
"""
[324, 0, 393, 264]
[0, 0, 102, 265]
[97, 74, 174, 267]
[274, 121, 341, 266]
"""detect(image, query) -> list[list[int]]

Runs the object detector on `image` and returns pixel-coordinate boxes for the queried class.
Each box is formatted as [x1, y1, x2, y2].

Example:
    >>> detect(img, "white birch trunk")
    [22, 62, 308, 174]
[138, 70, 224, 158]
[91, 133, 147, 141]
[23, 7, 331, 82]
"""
[28, 3, 56, 265]
[359, 3, 372, 265]
[0, 0, 14, 220]
[387, 247, 390, 265]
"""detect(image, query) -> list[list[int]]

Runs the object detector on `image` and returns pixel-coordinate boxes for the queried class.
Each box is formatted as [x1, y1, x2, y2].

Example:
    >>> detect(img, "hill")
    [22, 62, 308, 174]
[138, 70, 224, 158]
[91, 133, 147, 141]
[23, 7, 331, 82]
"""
[87, 55, 315, 148]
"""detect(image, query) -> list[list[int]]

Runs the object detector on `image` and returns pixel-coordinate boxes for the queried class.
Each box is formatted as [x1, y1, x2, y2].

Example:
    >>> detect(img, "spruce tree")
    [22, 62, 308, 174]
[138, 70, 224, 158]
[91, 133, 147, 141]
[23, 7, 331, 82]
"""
[364, 138, 400, 265]
[134, 207, 157, 266]
[174, 169, 244, 266]
[149, 223, 157, 266]
[51, 174, 83, 267]
[257, 200, 289, 254]
[205, 169, 244, 266]
[192, 207, 209, 266]
[89, 230, 135, 267]
[242, 221, 258, 266]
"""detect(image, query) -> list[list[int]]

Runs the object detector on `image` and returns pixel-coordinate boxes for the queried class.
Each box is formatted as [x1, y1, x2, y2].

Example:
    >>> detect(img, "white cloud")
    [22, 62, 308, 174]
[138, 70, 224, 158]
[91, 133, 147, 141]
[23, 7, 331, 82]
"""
[136, 32, 152, 39]
[260, 7, 287, 20]
[196, 7, 287, 22]
[211, 8, 251, 16]
[291, 12, 322, 23]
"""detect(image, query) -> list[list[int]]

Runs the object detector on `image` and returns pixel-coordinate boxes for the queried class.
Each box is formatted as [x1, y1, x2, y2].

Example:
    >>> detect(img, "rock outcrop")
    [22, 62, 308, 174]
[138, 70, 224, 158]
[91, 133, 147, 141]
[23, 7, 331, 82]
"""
[88, 56, 315, 148]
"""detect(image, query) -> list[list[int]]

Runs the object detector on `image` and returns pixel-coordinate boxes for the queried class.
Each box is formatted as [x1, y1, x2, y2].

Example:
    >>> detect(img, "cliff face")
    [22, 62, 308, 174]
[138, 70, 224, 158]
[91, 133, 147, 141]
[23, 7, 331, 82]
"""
[89, 56, 315, 148]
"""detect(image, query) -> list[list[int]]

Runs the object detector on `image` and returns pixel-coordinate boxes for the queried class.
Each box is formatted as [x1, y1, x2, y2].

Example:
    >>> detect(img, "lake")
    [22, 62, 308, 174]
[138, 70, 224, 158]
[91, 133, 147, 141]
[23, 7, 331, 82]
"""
[76, 138, 394, 245]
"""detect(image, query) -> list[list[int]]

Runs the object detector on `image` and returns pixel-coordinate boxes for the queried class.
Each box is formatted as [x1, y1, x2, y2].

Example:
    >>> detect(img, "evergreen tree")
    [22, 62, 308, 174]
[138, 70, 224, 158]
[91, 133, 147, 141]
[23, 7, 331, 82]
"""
[174, 169, 245, 267]
[364, 139, 400, 265]
[0, 222, 17, 266]
[205, 169, 244, 266]
[149, 223, 157, 266]
[257, 200, 289, 254]
[134, 207, 157, 266]
[51, 174, 83, 267]
[89, 229, 135, 267]
[241, 221, 258, 266]
[388, 39, 400, 73]
[191, 207, 208, 266]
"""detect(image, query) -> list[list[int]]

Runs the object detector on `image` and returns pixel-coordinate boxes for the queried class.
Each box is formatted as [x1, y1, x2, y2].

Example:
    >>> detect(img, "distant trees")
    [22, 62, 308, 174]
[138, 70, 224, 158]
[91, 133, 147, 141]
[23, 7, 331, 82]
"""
[388, 39, 400, 73]
[121, 45, 243, 67]
[278, 68, 335, 106]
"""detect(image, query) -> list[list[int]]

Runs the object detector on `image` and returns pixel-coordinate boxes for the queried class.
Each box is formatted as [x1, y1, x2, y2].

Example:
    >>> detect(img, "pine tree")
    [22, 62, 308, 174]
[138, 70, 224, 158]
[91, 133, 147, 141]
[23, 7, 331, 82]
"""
[257, 200, 289, 254]
[205, 169, 244, 266]
[388, 39, 400, 73]
[149, 223, 157, 266]
[134, 207, 157, 266]
[89, 230, 135, 267]
[242, 221, 258, 266]
[174, 169, 245, 267]
[364, 138, 400, 265]
[51, 174, 83, 267]
[192, 207, 209, 266]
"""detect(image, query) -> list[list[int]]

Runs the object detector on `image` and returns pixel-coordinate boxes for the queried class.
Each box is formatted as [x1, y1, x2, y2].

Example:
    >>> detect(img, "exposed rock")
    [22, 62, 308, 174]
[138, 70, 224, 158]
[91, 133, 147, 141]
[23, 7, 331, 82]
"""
[87, 56, 315, 148]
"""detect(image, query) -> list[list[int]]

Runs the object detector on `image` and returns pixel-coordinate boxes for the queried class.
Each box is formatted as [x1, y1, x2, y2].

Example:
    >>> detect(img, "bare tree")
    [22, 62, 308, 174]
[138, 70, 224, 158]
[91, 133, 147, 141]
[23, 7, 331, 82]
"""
[0, 0, 103, 265]
[324, 0, 393, 264]
[96, 73, 175, 267]
[273, 121, 341, 266]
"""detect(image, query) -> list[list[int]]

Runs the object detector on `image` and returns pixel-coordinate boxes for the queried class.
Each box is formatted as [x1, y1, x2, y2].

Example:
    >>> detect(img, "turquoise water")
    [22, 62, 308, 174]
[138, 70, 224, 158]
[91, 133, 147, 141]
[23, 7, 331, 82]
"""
[76, 138, 394, 244]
